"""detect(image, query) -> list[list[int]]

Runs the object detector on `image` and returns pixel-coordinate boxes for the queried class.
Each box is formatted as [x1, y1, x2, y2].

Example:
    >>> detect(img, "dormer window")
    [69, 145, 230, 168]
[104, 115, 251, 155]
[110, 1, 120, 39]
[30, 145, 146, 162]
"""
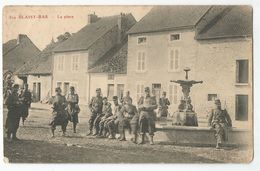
[170, 34, 180, 41]
[137, 36, 147, 45]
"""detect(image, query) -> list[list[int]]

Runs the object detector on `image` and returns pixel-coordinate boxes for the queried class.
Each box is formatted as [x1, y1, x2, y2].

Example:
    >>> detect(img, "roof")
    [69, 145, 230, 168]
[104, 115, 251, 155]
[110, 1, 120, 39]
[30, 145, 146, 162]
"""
[3, 34, 41, 72]
[195, 6, 252, 40]
[127, 6, 210, 34]
[53, 14, 134, 52]
[88, 41, 127, 74]
[15, 41, 59, 75]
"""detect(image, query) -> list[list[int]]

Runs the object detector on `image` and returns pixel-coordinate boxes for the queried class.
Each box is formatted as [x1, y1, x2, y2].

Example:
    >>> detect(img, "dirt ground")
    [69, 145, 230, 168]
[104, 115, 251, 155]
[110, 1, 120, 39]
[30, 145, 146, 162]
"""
[3, 104, 253, 163]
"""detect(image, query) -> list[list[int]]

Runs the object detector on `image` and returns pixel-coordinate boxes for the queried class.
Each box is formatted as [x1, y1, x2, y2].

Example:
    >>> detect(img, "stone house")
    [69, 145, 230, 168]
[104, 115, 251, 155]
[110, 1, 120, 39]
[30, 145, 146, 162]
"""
[126, 6, 252, 128]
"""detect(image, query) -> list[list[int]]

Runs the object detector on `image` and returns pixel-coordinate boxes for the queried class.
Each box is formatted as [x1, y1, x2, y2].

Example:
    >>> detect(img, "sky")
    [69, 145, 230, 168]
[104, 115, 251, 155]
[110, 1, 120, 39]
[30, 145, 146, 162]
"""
[3, 6, 152, 50]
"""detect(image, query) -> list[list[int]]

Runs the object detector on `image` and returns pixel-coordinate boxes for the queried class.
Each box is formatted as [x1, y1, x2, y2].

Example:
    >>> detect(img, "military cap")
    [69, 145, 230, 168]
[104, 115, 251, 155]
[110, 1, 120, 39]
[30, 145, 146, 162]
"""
[55, 87, 62, 92]
[214, 99, 221, 105]
[144, 87, 150, 92]
[12, 84, 19, 88]
[162, 91, 166, 95]
[113, 96, 118, 100]
[70, 86, 75, 90]
[102, 97, 107, 100]
[96, 88, 101, 92]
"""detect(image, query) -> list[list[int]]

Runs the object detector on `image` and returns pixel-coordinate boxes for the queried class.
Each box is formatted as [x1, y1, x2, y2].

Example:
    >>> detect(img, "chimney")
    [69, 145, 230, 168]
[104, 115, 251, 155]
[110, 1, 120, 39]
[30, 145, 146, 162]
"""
[88, 12, 99, 24]
[117, 13, 126, 44]
[17, 34, 27, 45]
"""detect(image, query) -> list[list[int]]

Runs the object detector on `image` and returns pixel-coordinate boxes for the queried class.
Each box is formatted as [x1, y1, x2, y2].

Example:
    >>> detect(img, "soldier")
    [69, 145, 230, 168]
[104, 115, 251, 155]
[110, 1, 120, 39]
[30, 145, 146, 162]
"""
[138, 87, 158, 145]
[5, 84, 23, 141]
[106, 96, 122, 139]
[50, 87, 68, 137]
[208, 99, 232, 149]
[121, 91, 132, 105]
[158, 91, 170, 117]
[96, 97, 112, 137]
[87, 88, 103, 136]
[118, 98, 139, 143]
[19, 83, 32, 125]
[66, 86, 80, 133]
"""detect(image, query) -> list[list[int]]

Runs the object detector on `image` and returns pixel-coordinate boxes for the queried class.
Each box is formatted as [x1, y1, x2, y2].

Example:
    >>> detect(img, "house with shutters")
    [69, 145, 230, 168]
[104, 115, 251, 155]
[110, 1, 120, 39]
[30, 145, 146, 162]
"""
[126, 6, 252, 128]
[52, 13, 136, 103]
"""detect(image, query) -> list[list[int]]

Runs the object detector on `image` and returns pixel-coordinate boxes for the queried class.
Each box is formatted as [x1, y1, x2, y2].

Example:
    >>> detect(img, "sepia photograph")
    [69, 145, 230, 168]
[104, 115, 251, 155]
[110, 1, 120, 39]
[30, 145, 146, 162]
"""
[2, 5, 253, 164]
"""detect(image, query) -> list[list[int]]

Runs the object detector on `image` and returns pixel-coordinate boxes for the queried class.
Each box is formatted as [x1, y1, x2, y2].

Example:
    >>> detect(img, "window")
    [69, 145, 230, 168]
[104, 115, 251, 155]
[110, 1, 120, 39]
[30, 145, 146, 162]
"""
[71, 55, 80, 71]
[137, 51, 146, 72]
[208, 94, 217, 101]
[56, 55, 65, 71]
[108, 74, 115, 80]
[169, 85, 178, 104]
[152, 84, 161, 102]
[236, 60, 249, 83]
[136, 84, 144, 102]
[137, 36, 147, 44]
[107, 84, 114, 101]
[169, 48, 180, 71]
[236, 94, 248, 121]
[170, 34, 180, 41]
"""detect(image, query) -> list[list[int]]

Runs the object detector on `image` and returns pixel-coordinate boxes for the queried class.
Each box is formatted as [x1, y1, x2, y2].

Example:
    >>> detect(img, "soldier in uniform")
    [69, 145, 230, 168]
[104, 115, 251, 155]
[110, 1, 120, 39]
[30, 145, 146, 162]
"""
[87, 88, 103, 136]
[105, 96, 122, 139]
[19, 83, 32, 125]
[158, 91, 170, 117]
[50, 87, 68, 137]
[96, 97, 112, 137]
[121, 91, 132, 105]
[138, 87, 158, 145]
[5, 84, 23, 141]
[208, 99, 232, 149]
[118, 98, 139, 143]
[66, 86, 80, 133]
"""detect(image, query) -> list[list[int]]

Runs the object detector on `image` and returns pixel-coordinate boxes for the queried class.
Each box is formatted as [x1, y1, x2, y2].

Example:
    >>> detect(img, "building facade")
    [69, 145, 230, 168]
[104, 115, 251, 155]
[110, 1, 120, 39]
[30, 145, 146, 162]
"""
[126, 6, 252, 128]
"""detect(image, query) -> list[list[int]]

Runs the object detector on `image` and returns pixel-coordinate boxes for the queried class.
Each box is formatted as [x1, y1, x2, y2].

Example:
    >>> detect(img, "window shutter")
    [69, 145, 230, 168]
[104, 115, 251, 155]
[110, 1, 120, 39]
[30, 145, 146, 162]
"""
[174, 49, 179, 70]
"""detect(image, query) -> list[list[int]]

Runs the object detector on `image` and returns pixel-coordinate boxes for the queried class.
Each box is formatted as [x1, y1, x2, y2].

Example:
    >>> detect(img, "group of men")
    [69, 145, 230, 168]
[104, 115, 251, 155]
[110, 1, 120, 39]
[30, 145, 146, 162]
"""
[87, 87, 157, 145]
[5, 83, 233, 149]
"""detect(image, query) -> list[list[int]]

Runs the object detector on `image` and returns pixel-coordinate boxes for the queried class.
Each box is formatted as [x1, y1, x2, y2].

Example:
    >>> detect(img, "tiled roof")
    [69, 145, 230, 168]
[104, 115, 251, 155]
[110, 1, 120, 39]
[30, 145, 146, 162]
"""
[53, 14, 134, 52]
[3, 34, 41, 72]
[88, 41, 127, 74]
[127, 6, 210, 34]
[195, 6, 252, 39]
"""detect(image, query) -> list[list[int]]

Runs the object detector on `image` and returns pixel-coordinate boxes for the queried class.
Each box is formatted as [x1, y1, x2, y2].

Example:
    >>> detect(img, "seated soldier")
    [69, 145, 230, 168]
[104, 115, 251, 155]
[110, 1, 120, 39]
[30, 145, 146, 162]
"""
[118, 98, 139, 143]
[96, 97, 112, 138]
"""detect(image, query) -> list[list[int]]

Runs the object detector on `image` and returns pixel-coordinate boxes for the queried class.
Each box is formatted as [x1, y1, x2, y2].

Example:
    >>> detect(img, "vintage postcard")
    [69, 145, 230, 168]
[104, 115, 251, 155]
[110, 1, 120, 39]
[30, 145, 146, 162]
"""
[2, 5, 253, 163]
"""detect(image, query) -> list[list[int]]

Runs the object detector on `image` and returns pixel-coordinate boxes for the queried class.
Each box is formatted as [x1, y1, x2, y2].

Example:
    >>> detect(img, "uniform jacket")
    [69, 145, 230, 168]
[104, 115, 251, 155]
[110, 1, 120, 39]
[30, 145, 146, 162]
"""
[89, 96, 103, 113]
[208, 108, 232, 127]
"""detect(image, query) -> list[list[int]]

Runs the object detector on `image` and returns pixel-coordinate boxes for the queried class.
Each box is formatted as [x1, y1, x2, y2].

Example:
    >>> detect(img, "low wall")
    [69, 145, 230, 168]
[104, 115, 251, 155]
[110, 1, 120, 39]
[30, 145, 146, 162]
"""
[154, 124, 253, 147]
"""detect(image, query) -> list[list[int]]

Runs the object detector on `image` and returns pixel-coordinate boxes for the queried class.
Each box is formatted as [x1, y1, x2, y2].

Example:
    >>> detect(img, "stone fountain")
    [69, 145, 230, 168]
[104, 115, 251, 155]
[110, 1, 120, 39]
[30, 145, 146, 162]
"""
[170, 67, 203, 126]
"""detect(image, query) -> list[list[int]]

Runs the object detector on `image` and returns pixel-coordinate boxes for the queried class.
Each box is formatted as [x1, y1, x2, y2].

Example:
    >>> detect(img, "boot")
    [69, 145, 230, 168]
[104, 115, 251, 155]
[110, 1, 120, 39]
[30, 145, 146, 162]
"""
[138, 134, 145, 144]
[73, 123, 77, 133]
[119, 130, 126, 141]
[86, 130, 93, 136]
[12, 132, 20, 141]
[149, 135, 154, 145]
[130, 133, 138, 144]
[51, 129, 55, 138]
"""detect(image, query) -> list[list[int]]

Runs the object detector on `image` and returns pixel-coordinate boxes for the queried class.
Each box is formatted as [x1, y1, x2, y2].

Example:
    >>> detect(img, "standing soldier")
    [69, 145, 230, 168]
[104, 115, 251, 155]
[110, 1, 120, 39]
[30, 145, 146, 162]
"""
[106, 96, 122, 139]
[158, 91, 170, 117]
[19, 83, 32, 125]
[87, 88, 103, 136]
[50, 87, 68, 137]
[121, 91, 132, 105]
[96, 97, 112, 137]
[5, 84, 23, 141]
[208, 99, 232, 149]
[138, 87, 158, 145]
[66, 86, 80, 133]
[118, 98, 139, 143]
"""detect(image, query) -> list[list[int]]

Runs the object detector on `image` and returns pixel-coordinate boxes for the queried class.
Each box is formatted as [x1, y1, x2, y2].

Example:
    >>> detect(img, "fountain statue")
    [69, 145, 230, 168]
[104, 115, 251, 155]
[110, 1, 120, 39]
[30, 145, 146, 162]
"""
[170, 67, 203, 126]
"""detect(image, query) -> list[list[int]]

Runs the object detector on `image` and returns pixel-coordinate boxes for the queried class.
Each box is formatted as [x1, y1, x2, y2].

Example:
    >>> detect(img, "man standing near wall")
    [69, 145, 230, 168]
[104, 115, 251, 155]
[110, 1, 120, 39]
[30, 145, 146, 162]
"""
[138, 87, 158, 145]
[87, 88, 103, 136]
[208, 99, 232, 149]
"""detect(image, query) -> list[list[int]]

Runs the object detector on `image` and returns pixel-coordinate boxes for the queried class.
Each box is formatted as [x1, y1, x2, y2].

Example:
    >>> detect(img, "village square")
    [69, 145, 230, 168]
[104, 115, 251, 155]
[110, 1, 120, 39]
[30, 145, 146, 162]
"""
[2, 6, 253, 163]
